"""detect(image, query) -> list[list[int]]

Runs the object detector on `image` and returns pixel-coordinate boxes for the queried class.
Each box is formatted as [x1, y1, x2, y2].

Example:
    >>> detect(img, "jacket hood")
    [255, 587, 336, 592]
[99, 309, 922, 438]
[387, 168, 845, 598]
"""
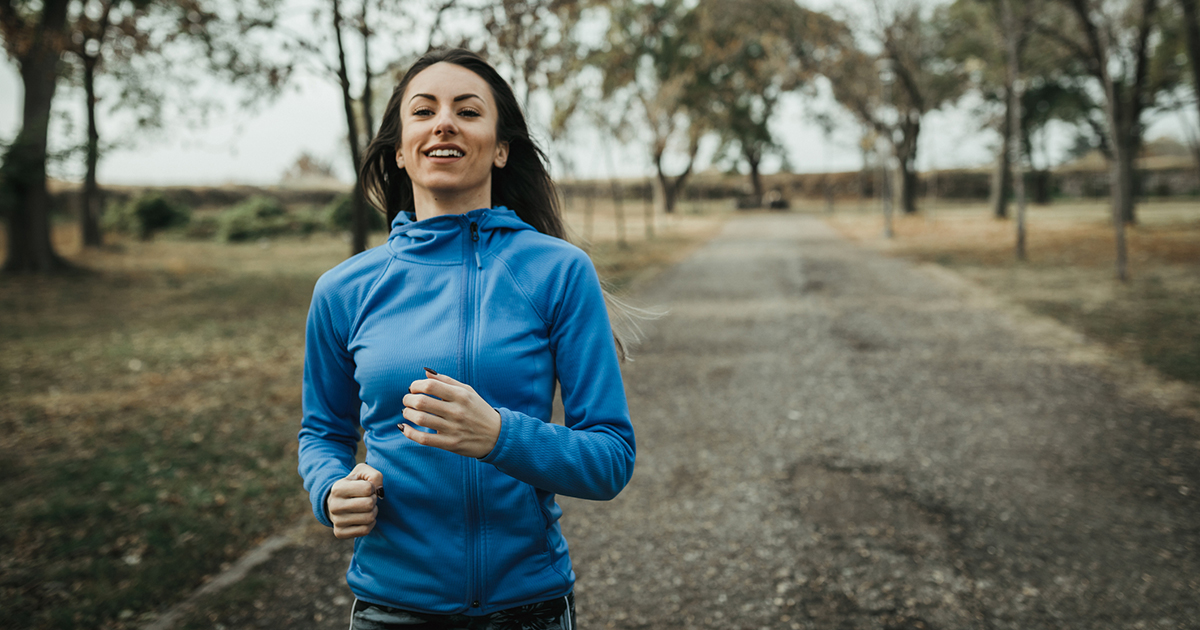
[386, 206, 535, 265]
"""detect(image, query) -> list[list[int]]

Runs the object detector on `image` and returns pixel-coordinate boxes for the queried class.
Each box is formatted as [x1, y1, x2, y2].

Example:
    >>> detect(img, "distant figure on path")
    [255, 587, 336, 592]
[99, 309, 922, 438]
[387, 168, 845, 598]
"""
[298, 48, 636, 630]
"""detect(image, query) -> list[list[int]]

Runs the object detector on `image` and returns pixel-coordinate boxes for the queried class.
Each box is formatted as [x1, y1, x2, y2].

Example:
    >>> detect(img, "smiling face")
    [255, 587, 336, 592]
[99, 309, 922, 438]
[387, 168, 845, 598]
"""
[395, 62, 509, 217]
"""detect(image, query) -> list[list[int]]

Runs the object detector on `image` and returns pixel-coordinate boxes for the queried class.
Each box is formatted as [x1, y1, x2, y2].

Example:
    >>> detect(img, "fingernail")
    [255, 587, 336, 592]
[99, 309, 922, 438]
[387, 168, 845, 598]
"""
[423, 366, 439, 375]
[397, 424, 407, 437]
[376, 486, 385, 500]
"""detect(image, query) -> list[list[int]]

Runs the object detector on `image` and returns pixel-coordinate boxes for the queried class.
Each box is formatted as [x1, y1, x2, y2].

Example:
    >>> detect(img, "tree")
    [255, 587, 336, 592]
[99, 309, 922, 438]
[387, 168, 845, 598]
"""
[1154, 0, 1200, 175]
[277, 0, 399, 255]
[64, 0, 288, 248]
[829, 0, 965, 215]
[1, 0, 73, 273]
[1000, 0, 1029, 259]
[587, 0, 704, 214]
[479, 0, 581, 113]
[692, 0, 848, 207]
[1047, 0, 1162, 280]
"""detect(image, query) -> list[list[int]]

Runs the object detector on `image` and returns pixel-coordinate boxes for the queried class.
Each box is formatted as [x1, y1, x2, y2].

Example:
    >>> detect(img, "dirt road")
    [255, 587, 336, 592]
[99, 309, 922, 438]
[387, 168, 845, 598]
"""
[173, 212, 1200, 630]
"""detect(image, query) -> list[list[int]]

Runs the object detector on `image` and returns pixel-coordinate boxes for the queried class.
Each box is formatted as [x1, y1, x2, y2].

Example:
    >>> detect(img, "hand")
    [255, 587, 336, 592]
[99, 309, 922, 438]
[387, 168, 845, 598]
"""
[400, 369, 501, 459]
[327, 463, 383, 539]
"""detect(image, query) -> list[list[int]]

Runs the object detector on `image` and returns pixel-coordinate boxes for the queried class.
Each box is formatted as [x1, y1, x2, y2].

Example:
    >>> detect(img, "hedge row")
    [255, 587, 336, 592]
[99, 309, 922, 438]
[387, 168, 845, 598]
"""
[102, 193, 387, 242]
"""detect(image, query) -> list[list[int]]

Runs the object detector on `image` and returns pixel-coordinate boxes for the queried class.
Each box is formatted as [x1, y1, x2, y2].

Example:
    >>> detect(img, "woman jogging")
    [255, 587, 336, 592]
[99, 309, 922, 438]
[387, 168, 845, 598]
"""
[297, 48, 636, 630]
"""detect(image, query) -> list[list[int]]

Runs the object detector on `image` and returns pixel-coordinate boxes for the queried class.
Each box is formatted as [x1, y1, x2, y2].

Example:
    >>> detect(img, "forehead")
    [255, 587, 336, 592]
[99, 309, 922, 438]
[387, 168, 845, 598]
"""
[403, 62, 495, 105]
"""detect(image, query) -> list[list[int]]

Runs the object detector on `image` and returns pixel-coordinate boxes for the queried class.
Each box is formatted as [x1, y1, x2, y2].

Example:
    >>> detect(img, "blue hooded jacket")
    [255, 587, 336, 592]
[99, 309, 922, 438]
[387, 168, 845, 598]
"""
[298, 206, 635, 615]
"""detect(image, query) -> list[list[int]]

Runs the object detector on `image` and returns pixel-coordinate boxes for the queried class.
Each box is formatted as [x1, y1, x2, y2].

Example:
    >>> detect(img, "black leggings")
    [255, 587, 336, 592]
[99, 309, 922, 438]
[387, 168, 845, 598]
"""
[349, 592, 575, 630]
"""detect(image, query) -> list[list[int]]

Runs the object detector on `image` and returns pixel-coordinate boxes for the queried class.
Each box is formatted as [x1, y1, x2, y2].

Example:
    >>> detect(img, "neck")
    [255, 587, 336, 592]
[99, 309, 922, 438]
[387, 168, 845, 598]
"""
[413, 186, 492, 221]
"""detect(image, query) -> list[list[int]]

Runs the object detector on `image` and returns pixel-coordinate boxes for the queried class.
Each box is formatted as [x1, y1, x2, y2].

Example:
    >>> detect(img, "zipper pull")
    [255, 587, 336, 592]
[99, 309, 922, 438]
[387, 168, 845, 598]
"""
[470, 221, 482, 268]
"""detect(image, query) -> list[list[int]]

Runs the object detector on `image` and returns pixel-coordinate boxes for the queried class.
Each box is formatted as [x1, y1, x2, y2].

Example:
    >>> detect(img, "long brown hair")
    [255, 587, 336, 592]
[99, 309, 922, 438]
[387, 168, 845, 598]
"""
[359, 49, 640, 360]
[360, 48, 566, 239]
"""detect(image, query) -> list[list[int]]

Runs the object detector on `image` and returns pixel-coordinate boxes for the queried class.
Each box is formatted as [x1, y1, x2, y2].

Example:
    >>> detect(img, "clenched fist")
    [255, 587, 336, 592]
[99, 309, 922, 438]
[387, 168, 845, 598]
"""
[327, 463, 383, 539]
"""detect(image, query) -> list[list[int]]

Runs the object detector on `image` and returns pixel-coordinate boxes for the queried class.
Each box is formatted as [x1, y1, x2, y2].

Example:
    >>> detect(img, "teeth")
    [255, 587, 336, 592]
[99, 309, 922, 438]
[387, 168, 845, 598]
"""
[428, 149, 463, 157]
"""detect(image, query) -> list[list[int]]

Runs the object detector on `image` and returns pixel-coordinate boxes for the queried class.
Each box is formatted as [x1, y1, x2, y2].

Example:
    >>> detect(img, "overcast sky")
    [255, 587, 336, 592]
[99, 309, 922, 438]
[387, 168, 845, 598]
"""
[0, 0, 1192, 187]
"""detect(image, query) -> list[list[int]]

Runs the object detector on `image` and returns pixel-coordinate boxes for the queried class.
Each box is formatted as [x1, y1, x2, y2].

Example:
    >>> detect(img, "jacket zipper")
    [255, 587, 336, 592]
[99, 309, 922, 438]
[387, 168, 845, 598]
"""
[465, 219, 483, 610]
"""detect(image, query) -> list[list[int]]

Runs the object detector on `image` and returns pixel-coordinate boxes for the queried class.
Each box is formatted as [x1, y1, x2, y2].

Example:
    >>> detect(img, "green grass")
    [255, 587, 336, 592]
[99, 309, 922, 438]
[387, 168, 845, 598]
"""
[0, 253, 320, 629]
[1025, 270, 1200, 384]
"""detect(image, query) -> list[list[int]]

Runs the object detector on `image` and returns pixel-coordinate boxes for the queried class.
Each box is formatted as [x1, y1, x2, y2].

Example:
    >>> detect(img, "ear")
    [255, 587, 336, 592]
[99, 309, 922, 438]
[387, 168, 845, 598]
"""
[395, 148, 405, 170]
[493, 141, 509, 169]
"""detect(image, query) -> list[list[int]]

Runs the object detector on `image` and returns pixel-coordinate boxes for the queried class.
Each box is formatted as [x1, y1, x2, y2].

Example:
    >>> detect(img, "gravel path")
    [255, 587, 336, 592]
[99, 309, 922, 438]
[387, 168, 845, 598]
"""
[172, 212, 1200, 630]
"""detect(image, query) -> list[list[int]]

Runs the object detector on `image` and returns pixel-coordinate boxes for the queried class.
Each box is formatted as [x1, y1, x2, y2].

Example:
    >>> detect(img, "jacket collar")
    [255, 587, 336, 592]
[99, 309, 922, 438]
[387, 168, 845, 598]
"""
[386, 206, 533, 265]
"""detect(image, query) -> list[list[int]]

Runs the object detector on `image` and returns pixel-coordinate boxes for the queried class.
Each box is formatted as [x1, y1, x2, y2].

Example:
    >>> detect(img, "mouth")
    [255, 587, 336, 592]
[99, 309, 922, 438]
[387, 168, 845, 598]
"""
[425, 147, 464, 158]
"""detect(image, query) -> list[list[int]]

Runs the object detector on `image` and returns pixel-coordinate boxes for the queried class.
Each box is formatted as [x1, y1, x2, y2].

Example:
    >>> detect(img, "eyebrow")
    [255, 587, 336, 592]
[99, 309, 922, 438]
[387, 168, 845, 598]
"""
[409, 93, 484, 104]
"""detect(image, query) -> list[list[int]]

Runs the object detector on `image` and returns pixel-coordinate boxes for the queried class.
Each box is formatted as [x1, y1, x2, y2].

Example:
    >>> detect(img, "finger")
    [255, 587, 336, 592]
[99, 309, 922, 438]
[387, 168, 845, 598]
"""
[333, 508, 378, 526]
[348, 463, 384, 489]
[403, 391, 453, 417]
[334, 523, 375, 539]
[402, 407, 450, 433]
[407, 377, 460, 402]
[329, 496, 376, 515]
[331, 478, 377, 499]
[399, 422, 444, 447]
[427, 370, 470, 389]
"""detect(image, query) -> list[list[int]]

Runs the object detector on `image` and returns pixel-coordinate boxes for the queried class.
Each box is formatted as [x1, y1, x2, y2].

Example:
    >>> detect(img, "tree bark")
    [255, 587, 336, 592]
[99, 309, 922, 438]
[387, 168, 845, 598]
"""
[332, 0, 367, 254]
[642, 179, 653, 240]
[990, 83, 1013, 219]
[894, 114, 920, 215]
[2, 0, 71, 274]
[745, 147, 763, 208]
[610, 179, 626, 249]
[1003, 0, 1027, 260]
[359, 0, 375, 140]
[653, 145, 696, 215]
[81, 52, 103, 247]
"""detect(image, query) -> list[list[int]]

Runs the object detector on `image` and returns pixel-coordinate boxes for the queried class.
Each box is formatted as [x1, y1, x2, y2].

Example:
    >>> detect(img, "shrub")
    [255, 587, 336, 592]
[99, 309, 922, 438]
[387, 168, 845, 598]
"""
[103, 193, 191, 240]
[184, 214, 220, 239]
[324, 193, 386, 233]
[216, 196, 289, 242]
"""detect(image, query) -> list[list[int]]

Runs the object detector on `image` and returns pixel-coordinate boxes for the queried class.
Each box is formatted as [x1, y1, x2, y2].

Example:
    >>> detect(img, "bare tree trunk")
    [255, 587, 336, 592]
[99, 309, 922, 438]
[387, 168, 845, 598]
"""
[859, 133, 871, 212]
[584, 184, 595, 244]
[1110, 153, 1129, 281]
[2, 0, 71, 274]
[643, 179, 654, 240]
[990, 85, 1013, 220]
[1108, 85, 1134, 281]
[610, 179, 627, 249]
[1003, 0, 1027, 260]
[81, 53, 103, 247]
[359, 0, 375, 140]
[824, 175, 835, 214]
[1106, 82, 1143, 226]
[881, 159, 894, 239]
[653, 146, 695, 215]
[746, 151, 764, 208]
[332, 0, 367, 254]
[894, 115, 921, 215]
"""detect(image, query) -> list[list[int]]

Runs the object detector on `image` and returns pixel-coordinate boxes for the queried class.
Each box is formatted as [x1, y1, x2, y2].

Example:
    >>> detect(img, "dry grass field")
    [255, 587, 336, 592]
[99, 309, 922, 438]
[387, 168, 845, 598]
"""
[0, 199, 728, 630]
[825, 198, 1200, 407]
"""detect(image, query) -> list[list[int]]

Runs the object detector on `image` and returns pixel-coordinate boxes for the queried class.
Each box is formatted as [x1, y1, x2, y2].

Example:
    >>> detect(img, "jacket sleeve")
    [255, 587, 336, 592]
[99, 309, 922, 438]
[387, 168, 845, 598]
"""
[297, 276, 361, 527]
[480, 254, 636, 500]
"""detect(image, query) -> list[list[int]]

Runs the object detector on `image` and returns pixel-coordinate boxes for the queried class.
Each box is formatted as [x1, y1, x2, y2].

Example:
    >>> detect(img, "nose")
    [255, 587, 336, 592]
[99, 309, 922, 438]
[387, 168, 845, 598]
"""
[433, 110, 457, 136]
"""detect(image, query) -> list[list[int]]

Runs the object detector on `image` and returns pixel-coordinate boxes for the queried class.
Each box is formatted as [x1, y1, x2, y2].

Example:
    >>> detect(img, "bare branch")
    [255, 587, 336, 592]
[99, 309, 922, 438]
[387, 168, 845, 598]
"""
[427, 0, 456, 52]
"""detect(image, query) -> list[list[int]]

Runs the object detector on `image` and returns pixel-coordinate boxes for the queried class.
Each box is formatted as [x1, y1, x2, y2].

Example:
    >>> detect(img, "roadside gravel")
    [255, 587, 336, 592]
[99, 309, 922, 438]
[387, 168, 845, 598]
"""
[167, 212, 1200, 630]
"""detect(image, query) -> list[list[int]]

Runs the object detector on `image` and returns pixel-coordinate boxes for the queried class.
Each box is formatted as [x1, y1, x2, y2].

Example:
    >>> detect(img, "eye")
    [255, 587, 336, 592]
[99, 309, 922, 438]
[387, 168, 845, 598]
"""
[458, 108, 481, 118]
[412, 107, 434, 116]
